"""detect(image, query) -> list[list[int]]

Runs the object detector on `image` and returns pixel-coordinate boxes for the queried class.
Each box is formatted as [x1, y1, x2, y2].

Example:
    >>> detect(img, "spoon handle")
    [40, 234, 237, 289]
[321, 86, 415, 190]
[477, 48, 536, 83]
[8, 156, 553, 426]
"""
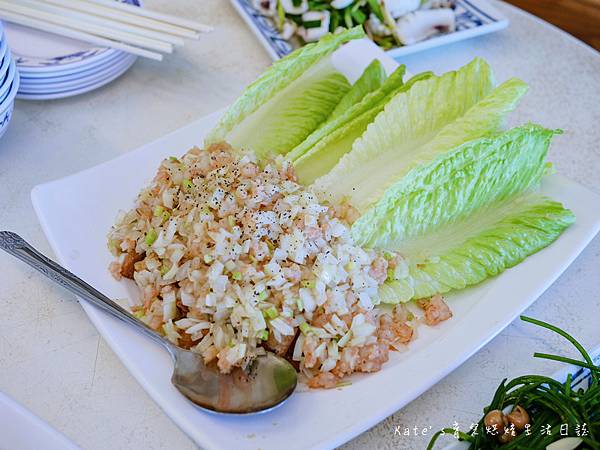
[0, 231, 171, 350]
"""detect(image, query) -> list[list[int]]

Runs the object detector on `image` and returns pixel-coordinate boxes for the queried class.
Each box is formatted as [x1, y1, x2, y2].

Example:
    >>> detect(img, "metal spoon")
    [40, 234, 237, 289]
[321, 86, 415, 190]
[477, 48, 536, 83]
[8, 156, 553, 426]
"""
[0, 231, 297, 414]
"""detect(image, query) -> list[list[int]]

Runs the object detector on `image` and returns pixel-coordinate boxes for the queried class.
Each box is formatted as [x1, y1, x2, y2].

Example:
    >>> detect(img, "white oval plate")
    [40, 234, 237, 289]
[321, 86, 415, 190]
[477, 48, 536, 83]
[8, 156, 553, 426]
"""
[0, 392, 81, 450]
[29, 41, 600, 450]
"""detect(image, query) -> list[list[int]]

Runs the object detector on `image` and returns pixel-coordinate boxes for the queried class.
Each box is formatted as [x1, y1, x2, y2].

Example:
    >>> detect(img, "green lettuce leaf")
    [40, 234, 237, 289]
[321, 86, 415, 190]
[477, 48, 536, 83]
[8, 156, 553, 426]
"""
[204, 27, 364, 158]
[378, 196, 575, 303]
[290, 69, 435, 184]
[352, 124, 557, 250]
[327, 59, 387, 121]
[314, 58, 512, 210]
[288, 64, 407, 161]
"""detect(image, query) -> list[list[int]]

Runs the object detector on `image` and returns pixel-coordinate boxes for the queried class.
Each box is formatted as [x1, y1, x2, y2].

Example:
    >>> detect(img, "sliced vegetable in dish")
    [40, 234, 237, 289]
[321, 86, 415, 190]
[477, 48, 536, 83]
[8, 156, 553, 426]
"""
[205, 26, 364, 158]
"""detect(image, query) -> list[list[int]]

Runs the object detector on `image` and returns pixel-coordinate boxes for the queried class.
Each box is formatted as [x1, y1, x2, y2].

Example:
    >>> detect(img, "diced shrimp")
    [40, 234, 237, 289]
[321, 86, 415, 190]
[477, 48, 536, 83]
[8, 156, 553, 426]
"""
[109, 261, 122, 280]
[186, 146, 202, 157]
[155, 167, 170, 183]
[356, 342, 389, 373]
[332, 347, 359, 377]
[369, 256, 388, 284]
[393, 303, 411, 323]
[311, 311, 332, 328]
[241, 163, 259, 178]
[307, 372, 340, 389]
[206, 142, 232, 154]
[377, 314, 414, 346]
[210, 151, 234, 169]
[418, 294, 453, 326]
[120, 249, 145, 279]
[279, 163, 297, 182]
[304, 226, 322, 240]
[283, 264, 302, 283]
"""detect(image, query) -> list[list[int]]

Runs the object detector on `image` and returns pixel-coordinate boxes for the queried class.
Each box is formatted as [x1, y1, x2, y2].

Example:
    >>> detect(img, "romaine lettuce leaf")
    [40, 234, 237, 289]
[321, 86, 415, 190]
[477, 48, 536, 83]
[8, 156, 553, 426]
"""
[204, 27, 364, 158]
[288, 64, 408, 163]
[327, 59, 387, 121]
[378, 195, 574, 303]
[291, 69, 435, 184]
[314, 58, 510, 210]
[352, 124, 557, 250]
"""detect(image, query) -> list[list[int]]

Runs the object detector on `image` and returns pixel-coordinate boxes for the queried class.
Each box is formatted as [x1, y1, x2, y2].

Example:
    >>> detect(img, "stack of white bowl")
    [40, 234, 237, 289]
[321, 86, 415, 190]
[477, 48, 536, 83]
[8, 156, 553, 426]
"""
[0, 21, 19, 139]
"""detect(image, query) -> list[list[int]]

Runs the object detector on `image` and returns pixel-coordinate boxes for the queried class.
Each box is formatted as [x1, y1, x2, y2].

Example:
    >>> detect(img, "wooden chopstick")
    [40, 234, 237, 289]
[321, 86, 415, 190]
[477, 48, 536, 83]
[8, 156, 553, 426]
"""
[38, 0, 204, 39]
[0, 0, 173, 53]
[77, 0, 212, 33]
[0, 0, 212, 61]
[19, 0, 185, 46]
[0, 8, 163, 60]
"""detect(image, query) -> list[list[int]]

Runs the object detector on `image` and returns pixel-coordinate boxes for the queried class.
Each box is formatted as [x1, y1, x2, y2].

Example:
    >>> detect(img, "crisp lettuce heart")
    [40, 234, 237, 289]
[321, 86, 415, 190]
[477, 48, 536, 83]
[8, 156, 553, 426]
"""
[377, 196, 574, 303]
[204, 27, 364, 158]
[352, 124, 558, 250]
[291, 69, 436, 184]
[327, 59, 387, 122]
[313, 58, 520, 210]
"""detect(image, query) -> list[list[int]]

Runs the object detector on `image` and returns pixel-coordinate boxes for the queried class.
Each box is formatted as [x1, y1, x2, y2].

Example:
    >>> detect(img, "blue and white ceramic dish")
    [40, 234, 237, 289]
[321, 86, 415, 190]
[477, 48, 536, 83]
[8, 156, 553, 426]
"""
[0, 27, 19, 141]
[230, 0, 509, 61]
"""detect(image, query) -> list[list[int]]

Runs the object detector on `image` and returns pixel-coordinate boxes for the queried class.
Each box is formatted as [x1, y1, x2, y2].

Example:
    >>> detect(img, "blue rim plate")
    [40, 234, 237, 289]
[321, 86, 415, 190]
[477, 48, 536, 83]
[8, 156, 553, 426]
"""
[17, 55, 134, 100]
[6, 0, 140, 71]
[20, 52, 132, 86]
[19, 54, 135, 93]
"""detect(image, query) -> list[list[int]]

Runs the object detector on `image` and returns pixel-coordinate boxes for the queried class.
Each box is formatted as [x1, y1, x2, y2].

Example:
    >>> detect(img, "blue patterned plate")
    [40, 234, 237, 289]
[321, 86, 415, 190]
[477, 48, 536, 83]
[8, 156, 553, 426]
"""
[230, 0, 508, 61]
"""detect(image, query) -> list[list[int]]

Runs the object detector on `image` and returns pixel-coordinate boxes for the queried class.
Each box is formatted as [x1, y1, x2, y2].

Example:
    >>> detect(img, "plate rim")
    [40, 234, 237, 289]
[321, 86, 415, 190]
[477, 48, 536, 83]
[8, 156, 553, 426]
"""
[18, 54, 136, 93]
[16, 56, 135, 100]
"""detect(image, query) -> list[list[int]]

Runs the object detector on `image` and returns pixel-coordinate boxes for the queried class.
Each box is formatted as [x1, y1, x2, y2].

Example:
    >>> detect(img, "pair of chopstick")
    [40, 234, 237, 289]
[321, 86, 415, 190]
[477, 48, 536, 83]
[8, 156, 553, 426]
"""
[0, 0, 212, 61]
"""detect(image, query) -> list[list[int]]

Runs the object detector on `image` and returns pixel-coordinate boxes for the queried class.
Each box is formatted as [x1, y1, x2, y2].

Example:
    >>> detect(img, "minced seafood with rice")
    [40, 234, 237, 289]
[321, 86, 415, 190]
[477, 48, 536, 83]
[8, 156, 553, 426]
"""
[107, 142, 452, 388]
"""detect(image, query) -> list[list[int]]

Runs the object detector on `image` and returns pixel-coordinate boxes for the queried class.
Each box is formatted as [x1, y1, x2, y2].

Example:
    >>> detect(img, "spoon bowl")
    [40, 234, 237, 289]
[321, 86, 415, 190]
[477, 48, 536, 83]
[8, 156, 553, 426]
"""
[0, 231, 298, 414]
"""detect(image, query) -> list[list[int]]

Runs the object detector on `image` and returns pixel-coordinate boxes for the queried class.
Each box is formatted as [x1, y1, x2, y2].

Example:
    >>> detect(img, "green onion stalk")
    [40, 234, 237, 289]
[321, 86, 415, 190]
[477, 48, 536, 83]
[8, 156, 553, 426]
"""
[428, 315, 600, 449]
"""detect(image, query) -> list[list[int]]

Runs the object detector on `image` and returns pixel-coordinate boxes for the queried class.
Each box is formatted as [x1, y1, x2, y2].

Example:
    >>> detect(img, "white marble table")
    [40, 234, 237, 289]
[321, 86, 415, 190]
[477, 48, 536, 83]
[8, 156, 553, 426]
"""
[0, 1, 599, 449]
